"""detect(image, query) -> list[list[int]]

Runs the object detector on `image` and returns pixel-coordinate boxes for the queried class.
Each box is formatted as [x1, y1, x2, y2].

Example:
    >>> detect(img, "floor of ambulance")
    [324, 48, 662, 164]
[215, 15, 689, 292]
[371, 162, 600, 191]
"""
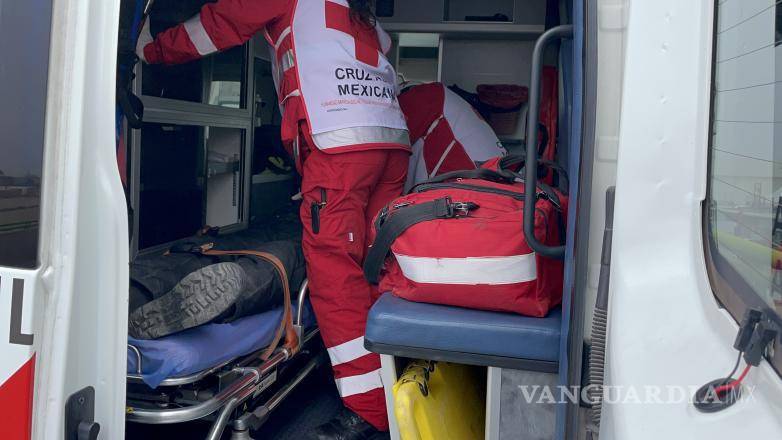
[125, 367, 391, 439]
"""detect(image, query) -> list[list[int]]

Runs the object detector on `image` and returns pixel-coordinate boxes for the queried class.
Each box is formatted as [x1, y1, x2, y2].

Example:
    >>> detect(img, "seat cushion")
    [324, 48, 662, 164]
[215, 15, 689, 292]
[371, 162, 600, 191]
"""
[365, 294, 561, 372]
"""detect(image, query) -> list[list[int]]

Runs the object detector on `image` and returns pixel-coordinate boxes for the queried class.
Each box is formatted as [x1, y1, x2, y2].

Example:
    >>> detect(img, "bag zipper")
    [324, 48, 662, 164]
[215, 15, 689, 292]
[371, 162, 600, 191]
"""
[414, 182, 526, 201]
[415, 181, 562, 211]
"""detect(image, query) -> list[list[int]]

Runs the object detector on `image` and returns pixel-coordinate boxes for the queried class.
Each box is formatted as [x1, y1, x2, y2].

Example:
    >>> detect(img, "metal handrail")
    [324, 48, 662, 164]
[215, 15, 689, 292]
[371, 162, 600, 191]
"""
[127, 358, 235, 387]
[126, 350, 288, 424]
[524, 24, 574, 260]
[128, 344, 143, 375]
[126, 328, 320, 424]
[296, 279, 309, 326]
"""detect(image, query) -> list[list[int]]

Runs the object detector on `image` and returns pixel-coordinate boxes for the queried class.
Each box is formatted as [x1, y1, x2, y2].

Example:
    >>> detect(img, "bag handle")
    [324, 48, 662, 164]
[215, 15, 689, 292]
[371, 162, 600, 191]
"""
[524, 24, 573, 260]
[498, 154, 569, 195]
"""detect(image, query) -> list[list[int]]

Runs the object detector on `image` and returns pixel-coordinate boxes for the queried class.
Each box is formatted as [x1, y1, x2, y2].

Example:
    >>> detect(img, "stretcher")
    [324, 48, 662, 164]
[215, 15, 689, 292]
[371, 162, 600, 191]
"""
[126, 280, 323, 440]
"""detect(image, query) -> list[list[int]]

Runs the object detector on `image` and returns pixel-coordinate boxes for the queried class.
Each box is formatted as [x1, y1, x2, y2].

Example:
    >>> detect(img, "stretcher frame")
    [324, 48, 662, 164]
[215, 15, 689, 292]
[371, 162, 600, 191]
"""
[126, 280, 322, 440]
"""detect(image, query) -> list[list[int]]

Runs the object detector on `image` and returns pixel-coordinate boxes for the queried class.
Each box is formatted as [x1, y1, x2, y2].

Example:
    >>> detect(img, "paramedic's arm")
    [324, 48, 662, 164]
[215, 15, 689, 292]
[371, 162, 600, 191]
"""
[398, 83, 444, 144]
[138, 0, 289, 65]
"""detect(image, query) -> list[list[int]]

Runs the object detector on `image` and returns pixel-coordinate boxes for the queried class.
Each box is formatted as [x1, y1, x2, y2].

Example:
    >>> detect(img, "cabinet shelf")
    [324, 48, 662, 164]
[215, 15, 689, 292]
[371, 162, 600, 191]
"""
[381, 22, 544, 40]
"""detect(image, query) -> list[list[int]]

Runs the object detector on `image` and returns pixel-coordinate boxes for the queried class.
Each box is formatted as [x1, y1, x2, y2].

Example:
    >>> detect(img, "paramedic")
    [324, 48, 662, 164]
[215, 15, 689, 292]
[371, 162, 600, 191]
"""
[398, 82, 506, 191]
[137, 1, 410, 438]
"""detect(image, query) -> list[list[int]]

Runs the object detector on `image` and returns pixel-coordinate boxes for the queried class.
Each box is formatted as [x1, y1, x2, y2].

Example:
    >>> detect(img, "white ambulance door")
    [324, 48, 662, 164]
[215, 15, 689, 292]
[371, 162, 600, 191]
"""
[0, 0, 129, 439]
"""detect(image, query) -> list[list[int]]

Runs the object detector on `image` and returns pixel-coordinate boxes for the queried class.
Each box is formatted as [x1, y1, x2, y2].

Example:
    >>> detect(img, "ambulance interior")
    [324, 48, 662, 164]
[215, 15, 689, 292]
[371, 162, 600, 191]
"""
[122, 0, 590, 438]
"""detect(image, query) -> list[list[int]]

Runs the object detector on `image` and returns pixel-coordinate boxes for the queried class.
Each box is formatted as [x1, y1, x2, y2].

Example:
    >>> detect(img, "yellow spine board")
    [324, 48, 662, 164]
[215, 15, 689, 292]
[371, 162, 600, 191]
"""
[393, 361, 486, 440]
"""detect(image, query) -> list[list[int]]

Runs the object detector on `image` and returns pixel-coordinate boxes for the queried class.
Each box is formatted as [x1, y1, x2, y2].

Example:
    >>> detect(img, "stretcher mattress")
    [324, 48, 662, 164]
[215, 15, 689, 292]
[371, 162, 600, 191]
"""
[128, 302, 315, 388]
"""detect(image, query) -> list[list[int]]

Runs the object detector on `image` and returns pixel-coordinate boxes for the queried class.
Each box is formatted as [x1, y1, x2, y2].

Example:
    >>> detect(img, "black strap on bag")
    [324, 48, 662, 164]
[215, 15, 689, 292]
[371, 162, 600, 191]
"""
[497, 154, 569, 195]
[363, 197, 479, 284]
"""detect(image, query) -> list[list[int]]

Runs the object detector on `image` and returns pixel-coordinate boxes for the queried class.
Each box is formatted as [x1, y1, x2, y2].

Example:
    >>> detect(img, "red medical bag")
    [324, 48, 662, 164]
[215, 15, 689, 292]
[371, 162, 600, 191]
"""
[363, 157, 566, 317]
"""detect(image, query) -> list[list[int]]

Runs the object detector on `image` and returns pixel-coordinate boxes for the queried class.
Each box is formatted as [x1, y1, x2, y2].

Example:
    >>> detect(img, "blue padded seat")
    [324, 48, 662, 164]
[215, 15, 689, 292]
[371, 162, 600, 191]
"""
[365, 293, 561, 372]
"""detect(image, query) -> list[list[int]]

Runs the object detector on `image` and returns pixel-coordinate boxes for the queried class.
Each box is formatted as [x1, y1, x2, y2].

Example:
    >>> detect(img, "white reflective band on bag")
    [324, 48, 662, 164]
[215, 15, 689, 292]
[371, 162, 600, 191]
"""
[335, 368, 384, 397]
[313, 126, 410, 150]
[184, 15, 218, 56]
[282, 89, 301, 103]
[394, 253, 537, 285]
[422, 115, 444, 140]
[429, 140, 456, 178]
[274, 26, 292, 50]
[327, 336, 371, 366]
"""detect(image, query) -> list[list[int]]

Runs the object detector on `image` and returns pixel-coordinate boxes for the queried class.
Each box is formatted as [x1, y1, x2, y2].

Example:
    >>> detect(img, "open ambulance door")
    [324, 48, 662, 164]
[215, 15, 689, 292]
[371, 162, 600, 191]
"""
[599, 0, 782, 438]
[0, 0, 129, 439]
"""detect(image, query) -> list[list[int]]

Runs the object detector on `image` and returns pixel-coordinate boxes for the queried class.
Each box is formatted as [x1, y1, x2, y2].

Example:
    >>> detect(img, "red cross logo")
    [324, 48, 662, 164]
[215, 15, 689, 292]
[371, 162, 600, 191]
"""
[325, 1, 382, 67]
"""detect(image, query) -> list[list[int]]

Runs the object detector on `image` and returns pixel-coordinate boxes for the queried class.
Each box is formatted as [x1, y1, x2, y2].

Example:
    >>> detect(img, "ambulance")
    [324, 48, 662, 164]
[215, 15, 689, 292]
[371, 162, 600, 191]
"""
[0, 0, 781, 439]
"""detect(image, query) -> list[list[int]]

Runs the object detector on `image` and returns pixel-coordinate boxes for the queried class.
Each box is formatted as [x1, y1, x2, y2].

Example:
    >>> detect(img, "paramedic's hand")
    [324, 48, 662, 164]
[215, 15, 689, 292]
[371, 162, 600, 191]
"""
[136, 19, 153, 63]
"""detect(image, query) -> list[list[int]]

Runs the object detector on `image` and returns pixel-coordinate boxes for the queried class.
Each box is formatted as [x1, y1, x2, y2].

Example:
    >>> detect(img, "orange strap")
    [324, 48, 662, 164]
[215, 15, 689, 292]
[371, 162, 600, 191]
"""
[200, 244, 299, 361]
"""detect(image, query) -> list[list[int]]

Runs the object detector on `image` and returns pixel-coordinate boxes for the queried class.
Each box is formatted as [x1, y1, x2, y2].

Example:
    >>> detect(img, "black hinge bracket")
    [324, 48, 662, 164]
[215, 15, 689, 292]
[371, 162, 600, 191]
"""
[65, 386, 100, 440]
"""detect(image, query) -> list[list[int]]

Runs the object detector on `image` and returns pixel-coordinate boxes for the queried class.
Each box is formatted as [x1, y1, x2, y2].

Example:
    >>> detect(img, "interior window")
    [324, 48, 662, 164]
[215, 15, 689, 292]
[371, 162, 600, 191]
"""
[142, 45, 247, 108]
[0, 0, 52, 269]
[706, 0, 782, 370]
[395, 33, 441, 84]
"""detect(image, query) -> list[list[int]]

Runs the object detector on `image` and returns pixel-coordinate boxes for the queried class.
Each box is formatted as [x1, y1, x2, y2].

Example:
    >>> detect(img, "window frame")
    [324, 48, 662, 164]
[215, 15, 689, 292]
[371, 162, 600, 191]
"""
[703, 0, 782, 376]
[140, 27, 250, 112]
[128, 42, 255, 258]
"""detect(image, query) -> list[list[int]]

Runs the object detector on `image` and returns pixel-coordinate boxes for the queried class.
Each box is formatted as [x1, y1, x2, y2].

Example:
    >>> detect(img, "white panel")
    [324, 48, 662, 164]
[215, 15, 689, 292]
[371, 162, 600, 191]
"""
[380, 355, 401, 440]
[398, 33, 440, 47]
[485, 367, 502, 440]
[716, 6, 775, 62]
[441, 40, 534, 91]
[206, 127, 242, 227]
[584, 0, 626, 333]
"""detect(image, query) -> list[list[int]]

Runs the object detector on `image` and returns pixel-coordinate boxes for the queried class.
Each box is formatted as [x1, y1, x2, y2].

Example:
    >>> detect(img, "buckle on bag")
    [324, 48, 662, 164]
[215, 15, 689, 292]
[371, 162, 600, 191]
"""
[452, 202, 479, 216]
[433, 197, 479, 218]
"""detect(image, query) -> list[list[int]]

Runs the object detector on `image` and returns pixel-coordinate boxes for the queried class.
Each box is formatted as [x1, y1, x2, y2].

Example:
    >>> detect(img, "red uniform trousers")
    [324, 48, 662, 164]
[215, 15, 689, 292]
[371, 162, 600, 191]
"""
[299, 147, 408, 431]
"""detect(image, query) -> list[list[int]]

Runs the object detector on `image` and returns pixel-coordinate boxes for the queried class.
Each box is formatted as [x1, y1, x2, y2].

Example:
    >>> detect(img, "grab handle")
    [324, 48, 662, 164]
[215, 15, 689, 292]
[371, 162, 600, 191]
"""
[524, 25, 573, 260]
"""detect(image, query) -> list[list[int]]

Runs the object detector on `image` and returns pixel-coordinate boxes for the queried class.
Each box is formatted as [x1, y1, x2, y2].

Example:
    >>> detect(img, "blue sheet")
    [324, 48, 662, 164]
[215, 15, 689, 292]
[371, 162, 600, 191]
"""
[128, 302, 315, 388]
